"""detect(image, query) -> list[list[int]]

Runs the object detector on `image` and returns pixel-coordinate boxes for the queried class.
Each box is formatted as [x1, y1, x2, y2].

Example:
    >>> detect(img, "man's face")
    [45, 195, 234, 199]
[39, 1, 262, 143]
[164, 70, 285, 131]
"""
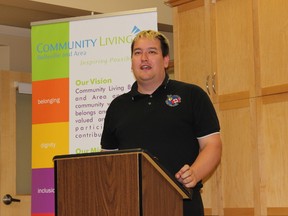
[131, 37, 169, 85]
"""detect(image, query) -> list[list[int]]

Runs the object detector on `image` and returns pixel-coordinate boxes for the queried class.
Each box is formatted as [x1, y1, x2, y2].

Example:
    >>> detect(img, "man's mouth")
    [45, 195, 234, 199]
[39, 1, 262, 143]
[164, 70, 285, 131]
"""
[140, 65, 152, 70]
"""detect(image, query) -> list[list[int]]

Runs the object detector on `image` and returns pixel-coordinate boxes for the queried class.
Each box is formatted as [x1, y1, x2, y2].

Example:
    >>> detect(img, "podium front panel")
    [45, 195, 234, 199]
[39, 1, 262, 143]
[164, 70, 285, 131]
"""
[55, 153, 140, 216]
[141, 155, 183, 216]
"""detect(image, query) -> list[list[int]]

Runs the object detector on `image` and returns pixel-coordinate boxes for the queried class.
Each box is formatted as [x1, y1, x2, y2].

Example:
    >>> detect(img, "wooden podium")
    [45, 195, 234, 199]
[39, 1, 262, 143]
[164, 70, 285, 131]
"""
[53, 149, 191, 216]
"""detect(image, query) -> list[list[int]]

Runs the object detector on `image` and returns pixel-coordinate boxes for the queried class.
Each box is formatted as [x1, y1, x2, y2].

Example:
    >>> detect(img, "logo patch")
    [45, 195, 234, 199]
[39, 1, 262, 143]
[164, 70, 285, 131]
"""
[165, 95, 181, 107]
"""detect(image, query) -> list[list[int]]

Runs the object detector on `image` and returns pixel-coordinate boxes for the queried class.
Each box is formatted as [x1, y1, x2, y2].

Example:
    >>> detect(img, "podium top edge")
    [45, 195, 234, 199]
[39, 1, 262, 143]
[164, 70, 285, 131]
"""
[53, 148, 145, 161]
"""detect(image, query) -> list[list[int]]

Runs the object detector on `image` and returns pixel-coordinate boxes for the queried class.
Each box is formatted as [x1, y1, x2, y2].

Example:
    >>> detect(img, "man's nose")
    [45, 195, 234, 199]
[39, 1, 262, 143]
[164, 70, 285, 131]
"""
[141, 52, 148, 61]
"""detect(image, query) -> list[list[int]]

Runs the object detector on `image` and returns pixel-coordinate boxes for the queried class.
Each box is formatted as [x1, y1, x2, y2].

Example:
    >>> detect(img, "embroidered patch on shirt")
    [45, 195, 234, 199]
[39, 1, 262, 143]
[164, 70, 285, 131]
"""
[165, 95, 181, 107]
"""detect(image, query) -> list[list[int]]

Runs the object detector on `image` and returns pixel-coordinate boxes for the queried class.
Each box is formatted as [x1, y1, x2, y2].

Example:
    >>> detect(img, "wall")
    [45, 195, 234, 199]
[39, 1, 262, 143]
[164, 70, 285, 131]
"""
[31, 0, 173, 26]
[0, 25, 31, 72]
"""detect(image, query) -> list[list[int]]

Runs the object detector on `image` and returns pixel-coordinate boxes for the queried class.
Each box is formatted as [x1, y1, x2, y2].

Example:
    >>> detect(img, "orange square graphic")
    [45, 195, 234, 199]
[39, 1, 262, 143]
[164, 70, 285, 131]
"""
[32, 78, 69, 124]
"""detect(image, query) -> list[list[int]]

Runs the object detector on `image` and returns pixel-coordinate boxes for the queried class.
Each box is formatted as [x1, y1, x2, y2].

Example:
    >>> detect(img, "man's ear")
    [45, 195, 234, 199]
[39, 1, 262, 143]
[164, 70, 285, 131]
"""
[164, 55, 170, 68]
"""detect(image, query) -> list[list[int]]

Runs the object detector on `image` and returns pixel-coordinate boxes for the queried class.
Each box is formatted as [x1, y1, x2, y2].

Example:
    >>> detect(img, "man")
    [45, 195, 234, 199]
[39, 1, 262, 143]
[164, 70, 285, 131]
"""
[101, 30, 222, 216]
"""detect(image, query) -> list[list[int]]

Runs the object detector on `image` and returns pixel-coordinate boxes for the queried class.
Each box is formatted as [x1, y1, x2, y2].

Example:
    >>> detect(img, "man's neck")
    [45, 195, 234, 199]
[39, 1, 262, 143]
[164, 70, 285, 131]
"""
[137, 80, 163, 95]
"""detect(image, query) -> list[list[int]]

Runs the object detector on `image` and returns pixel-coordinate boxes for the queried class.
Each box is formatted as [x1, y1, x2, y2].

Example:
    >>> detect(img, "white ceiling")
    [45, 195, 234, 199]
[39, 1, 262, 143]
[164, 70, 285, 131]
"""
[0, 0, 173, 32]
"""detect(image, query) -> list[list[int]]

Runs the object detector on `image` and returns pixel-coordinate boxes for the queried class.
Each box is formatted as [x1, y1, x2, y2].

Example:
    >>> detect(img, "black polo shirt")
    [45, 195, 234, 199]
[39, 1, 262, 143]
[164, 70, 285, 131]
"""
[101, 74, 220, 176]
[101, 75, 220, 215]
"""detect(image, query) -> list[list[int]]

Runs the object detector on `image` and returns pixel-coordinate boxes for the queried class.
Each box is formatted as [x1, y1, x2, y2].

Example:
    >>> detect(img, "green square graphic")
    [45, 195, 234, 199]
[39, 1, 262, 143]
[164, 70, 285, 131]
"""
[32, 22, 69, 81]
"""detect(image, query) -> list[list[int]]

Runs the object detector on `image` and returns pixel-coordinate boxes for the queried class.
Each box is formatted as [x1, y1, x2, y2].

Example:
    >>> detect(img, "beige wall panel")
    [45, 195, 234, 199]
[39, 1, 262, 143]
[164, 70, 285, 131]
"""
[0, 26, 31, 72]
[0, 45, 10, 70]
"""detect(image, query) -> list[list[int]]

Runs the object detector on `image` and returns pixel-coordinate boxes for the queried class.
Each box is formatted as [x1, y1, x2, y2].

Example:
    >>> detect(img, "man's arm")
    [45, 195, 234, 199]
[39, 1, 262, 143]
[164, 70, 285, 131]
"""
[175, 133, 222, 188]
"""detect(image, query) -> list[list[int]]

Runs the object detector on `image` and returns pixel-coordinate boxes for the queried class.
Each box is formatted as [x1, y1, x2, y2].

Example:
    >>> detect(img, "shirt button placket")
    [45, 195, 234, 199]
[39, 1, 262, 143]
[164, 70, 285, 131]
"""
[148, 95, 153, 106]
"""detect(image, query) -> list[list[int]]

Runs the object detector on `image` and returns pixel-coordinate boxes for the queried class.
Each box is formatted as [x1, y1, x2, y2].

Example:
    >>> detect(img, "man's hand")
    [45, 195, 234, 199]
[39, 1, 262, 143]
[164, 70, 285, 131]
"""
[175, 164, 198, 188]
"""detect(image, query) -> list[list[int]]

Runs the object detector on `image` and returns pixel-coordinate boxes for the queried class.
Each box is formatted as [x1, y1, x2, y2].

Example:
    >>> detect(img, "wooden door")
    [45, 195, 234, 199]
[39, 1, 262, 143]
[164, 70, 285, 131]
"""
[172, 0, 255, 103]
[173, 0, 213, 97]
[0, 71, 31, 216]
[213, 0, 255, 103]
[218, 98, 259, 216]
[257, 93, 288, 216]
[256, 0, 288, 96]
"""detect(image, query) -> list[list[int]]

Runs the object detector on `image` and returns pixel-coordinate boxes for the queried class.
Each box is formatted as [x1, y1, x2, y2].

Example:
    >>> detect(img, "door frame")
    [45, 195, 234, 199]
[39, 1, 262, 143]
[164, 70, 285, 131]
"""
[0, 70, 31, 215]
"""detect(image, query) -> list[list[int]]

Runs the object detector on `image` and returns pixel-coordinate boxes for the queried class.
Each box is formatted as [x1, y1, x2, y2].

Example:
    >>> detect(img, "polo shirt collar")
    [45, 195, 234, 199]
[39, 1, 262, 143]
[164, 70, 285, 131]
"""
[130, 73, 170, 100]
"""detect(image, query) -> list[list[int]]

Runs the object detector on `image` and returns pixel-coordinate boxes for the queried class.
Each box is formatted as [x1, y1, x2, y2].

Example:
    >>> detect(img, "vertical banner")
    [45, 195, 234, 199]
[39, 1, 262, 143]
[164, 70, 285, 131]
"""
[31, 9, 157, 216]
